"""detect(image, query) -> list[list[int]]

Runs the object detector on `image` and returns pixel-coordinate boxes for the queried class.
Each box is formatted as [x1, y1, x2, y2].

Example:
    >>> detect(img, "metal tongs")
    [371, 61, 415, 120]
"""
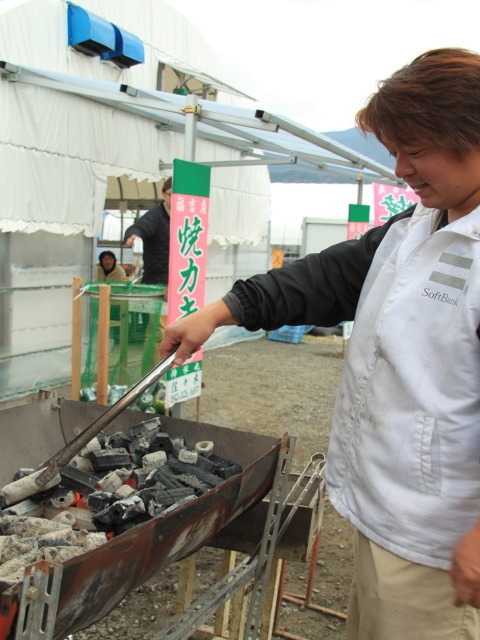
[35, 351, 178, 489]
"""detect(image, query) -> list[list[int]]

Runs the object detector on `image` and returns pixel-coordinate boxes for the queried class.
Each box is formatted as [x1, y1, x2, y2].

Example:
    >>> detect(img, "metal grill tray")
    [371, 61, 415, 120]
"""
[0, 398, 281, 640]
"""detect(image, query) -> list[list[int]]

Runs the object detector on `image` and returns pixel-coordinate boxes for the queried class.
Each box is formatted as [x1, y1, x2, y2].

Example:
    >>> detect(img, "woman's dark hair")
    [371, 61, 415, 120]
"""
[99, 250, 117, 274]
[356, 48, 480, 156]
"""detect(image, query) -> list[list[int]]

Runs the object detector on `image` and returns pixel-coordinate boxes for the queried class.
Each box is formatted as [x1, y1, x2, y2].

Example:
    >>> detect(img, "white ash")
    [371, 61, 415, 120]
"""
[39, 545, 90, 564]
[0, 515, 107, 584]
[0, 550, 38, 578]
[51, 511, 77, 527]
[0, 535, 34, 563]
[0, 515, 74, 537]
[38, 527, 81, 548]
[69, 455, 93, 472]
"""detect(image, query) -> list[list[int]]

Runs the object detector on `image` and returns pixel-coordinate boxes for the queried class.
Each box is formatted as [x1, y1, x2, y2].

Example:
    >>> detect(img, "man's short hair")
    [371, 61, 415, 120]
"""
[356, 48, 480, 156]
[162, 176, 172, 193]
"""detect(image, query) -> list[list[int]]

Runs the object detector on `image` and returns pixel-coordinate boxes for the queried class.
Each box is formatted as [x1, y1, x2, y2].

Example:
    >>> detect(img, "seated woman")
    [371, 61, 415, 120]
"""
[97, 250, 126, 281]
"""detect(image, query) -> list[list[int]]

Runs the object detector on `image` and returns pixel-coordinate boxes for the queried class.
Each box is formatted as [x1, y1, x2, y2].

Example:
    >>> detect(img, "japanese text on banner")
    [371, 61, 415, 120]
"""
[373, 183, 419, 227]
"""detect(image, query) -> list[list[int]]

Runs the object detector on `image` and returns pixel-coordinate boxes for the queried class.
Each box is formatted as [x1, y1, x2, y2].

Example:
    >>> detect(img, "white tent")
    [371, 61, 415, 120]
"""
[0, 0, 401, 401]
[0, 0, 276, 400]
[0, 0, 275, 247]
[0, 0, 400, 244]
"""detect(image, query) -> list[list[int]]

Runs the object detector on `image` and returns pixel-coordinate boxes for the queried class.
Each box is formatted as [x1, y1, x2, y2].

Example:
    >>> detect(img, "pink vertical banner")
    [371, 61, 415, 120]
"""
[347, 221, 370, 240]
[168, 193, 209, 364]
[347, 204, 370, 240]
[165, 159, 210, 407]
[373, 183, 419, 227]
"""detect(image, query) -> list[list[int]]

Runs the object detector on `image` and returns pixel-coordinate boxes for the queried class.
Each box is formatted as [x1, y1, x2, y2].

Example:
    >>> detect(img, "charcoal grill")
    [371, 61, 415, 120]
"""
[0, 398, 282, 640]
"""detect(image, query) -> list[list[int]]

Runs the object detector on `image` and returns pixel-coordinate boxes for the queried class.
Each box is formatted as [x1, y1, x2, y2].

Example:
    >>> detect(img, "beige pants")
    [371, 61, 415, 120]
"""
[346, 529, 480, 640]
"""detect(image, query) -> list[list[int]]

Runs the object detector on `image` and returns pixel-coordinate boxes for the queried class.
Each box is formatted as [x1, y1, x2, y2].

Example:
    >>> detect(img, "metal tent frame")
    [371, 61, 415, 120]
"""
[0, 60, 403, 207]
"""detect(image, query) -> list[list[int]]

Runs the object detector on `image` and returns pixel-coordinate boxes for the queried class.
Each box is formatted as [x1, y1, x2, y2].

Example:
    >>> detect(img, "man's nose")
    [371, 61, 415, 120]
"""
[394, 154, 414, 180]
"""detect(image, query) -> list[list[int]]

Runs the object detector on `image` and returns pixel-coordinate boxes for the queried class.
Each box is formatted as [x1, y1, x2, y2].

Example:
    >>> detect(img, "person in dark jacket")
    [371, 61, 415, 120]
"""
[160, 49, 480, 640]
[124, 177, 172, 285]
[124, 177, 172, 372]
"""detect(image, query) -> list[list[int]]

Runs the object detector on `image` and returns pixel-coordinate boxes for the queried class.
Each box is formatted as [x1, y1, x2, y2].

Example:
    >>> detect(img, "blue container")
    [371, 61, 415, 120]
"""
[267, 325, 307, 344]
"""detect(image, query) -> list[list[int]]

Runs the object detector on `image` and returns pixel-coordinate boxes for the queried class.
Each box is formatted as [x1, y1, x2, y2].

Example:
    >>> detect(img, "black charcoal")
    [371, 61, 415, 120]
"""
[138, 486, 194, 508]
[91, 507, 114, 531]
[167, 458, 224, 488]
[111, 513, 150, 535]
[90, 448, 132, 472]
[60, 466, 100, 495]
[96, 431, 108, 448]
[161, 495, 197, 514]
[12, 468, 35, 481]
[195, 454, 222, 475]
[109, 495, 145, 522]
[106, 432, 132, 450]
[147, 432, 174, 454]
[87, 491, 116, 512]
[131, 469, 148, 489]
[145, 468, 185, 490]
[128, 438, 150, 466]
[171, 474, 210, 493]
[207, 454, 243, 479]
[129, 417, 162, 438]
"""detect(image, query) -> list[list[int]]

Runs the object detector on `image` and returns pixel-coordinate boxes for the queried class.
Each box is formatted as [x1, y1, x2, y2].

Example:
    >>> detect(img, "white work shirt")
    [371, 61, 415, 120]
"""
[327, 203, 480, 570]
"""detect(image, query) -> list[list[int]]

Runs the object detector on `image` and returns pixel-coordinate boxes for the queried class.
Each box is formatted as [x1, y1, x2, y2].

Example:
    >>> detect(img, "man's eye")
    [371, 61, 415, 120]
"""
[389, 151, 397, 158]
[407, 149, 423, 157]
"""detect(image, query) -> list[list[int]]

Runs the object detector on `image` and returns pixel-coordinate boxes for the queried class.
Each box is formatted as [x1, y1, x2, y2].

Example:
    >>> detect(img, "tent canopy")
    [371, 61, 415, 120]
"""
[0, 0, 401, 245]
[1, 60, 403, 206]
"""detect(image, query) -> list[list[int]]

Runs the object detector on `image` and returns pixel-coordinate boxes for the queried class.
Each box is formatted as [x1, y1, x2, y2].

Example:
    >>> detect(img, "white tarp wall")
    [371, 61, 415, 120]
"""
[0, 0, 271, 401]
[0, 0, 271, 244]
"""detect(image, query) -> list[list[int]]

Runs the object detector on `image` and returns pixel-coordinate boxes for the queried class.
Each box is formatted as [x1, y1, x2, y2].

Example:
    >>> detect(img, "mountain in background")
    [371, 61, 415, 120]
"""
[268, 128, 394, 183]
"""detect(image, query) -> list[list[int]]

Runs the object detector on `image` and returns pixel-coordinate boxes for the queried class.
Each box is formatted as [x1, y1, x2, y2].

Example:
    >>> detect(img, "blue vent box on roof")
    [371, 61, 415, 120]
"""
[67, 4, 115, 56]
[101, 25, 145, 69]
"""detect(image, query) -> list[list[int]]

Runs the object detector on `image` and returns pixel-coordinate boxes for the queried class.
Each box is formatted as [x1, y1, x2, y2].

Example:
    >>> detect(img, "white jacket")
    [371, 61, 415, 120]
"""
[327, 204, 480, 570]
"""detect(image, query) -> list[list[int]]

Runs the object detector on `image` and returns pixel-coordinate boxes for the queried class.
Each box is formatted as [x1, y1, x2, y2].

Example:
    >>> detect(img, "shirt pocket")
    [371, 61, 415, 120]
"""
[413, 414, 442, 496]
[414, 413, 480, 499]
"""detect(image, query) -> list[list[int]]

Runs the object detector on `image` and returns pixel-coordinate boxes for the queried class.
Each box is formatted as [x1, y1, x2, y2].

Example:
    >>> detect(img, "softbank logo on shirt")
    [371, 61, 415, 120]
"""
[421, 251, 473, 306]
[422, 288, 458, 305]
[429, 252, 473, 291]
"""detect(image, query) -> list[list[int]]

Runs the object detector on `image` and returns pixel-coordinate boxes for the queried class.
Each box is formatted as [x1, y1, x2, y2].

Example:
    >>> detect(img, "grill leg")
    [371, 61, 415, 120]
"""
[14, 561, 63, 640]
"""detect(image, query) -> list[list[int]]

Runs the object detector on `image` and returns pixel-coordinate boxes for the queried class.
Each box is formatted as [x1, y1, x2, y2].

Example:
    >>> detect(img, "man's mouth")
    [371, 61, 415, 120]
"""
[411, 183, 428, 194]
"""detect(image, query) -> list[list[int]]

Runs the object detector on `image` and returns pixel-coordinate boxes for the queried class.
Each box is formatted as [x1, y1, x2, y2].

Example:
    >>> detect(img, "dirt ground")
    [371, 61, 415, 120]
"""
[74, 333, 354, 640]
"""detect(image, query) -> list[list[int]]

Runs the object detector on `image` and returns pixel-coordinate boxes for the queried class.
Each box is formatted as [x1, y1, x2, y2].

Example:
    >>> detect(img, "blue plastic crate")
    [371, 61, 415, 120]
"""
[268, 325, 307, 344]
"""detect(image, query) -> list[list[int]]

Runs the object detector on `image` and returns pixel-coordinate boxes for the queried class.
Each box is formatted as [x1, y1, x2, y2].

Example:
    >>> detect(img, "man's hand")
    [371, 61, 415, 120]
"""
[451, 520, 480, 607]
[160, 300, 238, 366]
[125, 234, 137, 248]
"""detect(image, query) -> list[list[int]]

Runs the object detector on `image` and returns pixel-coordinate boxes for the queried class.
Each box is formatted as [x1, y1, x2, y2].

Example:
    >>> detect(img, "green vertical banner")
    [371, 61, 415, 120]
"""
[165, 159, 211, 407]
[347, 204, 370, 240]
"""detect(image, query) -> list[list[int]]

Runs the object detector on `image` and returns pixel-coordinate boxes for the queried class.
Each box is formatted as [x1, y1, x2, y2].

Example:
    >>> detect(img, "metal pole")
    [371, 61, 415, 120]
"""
[119, 199, 128, 264]
[172, 94, 199, 420]
[184, 94, 198, 162]
[356, 173, 364, 204]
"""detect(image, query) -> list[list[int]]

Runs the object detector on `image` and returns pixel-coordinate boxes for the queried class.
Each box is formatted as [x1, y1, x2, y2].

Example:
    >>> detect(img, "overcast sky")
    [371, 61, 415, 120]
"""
[165, 0, 479, 132]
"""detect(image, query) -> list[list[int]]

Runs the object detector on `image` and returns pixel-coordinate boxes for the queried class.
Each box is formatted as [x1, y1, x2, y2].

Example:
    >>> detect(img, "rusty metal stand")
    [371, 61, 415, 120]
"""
[150, 437, 303, 640]
[272, 532, 347, 640]
[158, 450, 327, 640]
[13, 561, 63, 640]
